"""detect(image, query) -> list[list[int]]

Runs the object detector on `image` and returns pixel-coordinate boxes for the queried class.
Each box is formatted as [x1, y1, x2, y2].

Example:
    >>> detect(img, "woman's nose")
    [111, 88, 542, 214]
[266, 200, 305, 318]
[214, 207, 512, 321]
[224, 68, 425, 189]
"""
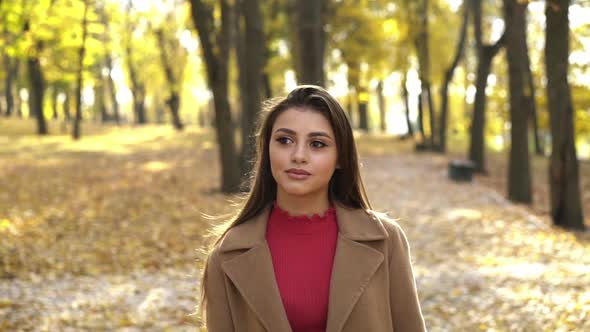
[291, 143, 308, 164]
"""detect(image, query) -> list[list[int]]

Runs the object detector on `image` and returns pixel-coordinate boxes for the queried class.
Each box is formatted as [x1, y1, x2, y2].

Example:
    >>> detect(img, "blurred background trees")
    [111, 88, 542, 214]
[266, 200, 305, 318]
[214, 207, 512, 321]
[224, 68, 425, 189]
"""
[1, 0, 588, 229]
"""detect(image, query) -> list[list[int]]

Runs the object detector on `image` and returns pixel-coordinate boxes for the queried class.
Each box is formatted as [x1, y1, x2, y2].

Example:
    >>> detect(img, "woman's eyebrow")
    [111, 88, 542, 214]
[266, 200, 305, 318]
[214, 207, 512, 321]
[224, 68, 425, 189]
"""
[274, 128, 333, 140]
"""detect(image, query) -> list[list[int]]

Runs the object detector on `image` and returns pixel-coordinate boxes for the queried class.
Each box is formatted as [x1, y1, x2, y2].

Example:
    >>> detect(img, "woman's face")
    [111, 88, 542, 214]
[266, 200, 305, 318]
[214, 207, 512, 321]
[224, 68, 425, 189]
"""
[269, 107, 339, 199]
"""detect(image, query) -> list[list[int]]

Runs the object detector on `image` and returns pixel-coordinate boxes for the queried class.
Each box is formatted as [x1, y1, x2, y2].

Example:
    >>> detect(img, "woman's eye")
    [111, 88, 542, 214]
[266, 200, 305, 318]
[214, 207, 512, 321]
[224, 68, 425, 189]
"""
[276, 137, 292, 144]
[311, 141, 327, 148]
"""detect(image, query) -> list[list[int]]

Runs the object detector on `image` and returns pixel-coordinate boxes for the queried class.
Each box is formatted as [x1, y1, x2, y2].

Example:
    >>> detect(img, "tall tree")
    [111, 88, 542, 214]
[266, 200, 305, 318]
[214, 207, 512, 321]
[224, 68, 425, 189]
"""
[2, 56, 17, 117]
[236, 0, 266, 179]
[328, 0, 391, 131]
[415, 0, 436, 148]
[62, 84, 71, 121]
[50, 84, 58, 119]
[503, 0, 532, 203]
[437, 0, 470, 153]
[154, 24, 185, 131]
[190, 0, 241, 193]
[401, 72, 413, 138]
[124, 1, 146, 124]
[27, 42, 47, 135]
[293, 0, 326, 85]
[377, 80, 386, 132]
[72, 0, 89, 140]
[545, 0, 585, 230]
[1, 0, 22, 118]
[98, 2, 120, 124]
[526, 63, 543, 156]
[21, 3, 48, 134]
[94, 73, 108, 122]
[468, 0, 505, 173]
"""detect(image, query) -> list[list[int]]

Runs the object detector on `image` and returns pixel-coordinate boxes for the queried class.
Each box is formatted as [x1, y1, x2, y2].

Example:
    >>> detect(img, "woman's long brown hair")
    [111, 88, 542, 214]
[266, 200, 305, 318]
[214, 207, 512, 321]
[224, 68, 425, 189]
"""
[199, 85, 372, 320]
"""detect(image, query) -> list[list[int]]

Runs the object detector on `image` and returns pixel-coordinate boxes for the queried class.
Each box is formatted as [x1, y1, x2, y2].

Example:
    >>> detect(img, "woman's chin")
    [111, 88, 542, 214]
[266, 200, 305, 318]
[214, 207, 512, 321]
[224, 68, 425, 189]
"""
[277, 183, 315, 197]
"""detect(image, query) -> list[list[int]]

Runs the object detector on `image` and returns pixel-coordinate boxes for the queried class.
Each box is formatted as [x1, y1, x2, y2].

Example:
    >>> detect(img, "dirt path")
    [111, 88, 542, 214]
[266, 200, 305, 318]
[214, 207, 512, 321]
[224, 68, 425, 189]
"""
[363, 154, 589, 331]
[2, 153, 588, 331]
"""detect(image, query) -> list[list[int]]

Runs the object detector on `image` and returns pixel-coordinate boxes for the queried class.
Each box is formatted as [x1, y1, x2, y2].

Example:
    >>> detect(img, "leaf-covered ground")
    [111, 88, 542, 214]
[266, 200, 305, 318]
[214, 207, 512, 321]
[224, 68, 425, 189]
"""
[0, 120, 588, 331]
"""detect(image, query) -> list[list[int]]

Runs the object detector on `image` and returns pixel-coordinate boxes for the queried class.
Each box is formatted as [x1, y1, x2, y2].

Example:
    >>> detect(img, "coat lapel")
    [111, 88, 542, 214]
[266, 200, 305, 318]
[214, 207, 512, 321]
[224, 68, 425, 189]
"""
[326, 204, 388, 332]
[218, 206, 292, 332]
[222, 242, 292, 331]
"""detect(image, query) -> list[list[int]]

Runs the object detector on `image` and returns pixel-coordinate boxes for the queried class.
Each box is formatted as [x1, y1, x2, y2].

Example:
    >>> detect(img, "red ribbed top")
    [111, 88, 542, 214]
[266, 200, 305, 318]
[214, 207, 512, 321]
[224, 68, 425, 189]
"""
[265, 201, 339, 332]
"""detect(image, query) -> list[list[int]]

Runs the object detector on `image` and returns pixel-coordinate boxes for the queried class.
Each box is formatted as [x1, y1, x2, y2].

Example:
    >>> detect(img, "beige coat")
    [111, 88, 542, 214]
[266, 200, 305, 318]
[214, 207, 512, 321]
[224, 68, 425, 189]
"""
[204, 203, 426, 332]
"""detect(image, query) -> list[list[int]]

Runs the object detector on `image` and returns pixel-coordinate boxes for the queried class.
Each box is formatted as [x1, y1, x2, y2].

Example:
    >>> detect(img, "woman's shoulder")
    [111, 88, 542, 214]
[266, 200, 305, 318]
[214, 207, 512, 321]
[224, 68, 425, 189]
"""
[206, 208, 270, 260]
[366, 210, 405, 234]
[366, 210, 411, 249]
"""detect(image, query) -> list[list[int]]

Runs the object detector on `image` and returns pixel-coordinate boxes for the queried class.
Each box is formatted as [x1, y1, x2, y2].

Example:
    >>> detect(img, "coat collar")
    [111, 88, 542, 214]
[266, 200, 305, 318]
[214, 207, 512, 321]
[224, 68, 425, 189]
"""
[218, 202, 388, 332]
[218, 202, 388, 252]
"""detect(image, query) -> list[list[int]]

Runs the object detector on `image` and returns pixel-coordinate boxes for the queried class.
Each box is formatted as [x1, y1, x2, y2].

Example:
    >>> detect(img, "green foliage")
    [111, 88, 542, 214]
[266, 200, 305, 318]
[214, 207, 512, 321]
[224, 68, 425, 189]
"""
[429, 1, 462, 83]
[327, 0, 394, 85]
[261, 0, 291, 94]
[0, 0, 588, 140]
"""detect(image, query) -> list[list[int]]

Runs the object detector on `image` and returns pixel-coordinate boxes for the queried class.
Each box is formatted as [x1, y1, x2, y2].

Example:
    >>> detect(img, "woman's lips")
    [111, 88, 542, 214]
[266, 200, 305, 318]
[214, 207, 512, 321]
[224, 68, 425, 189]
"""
[286, 169, 311, 180]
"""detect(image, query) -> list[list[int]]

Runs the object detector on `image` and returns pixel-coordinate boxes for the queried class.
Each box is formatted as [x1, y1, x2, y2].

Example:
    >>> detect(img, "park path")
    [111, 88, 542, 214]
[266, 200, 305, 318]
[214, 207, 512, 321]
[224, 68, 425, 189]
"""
[363, 154, 588, 331]
[1, 153, 588, 331]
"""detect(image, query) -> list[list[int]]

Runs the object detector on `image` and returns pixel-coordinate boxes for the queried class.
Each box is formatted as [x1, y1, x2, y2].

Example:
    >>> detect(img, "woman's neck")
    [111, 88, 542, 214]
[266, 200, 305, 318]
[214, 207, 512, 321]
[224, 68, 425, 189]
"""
[275, 192, 331, 218]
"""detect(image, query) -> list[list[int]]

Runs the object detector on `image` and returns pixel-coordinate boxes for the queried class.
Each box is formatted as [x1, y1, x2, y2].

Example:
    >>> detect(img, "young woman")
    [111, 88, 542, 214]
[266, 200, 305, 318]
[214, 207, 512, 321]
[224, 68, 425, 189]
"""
[201, 85, 426, 332]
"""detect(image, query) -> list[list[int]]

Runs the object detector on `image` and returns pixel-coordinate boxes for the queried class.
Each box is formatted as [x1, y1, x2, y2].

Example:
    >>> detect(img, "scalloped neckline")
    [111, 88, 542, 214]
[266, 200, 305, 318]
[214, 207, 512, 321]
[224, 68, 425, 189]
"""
[272, 201, 336, 223]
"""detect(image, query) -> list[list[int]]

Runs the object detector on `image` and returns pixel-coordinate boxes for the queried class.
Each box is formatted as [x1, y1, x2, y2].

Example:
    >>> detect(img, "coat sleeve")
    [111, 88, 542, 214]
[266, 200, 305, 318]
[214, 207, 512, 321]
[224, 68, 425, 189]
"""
[383, 218, 427, 332]
[203, 248, 235, 332]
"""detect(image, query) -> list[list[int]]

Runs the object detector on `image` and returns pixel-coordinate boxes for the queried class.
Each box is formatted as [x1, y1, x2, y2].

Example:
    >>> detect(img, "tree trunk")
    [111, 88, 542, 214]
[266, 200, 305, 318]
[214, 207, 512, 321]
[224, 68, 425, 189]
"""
[237, 0, 265, 180]
[3, 56, 16, 117]
[95, 76, 108, 122]
[165, 93, 183, 130]
[286, 1, 301, 83]
[422, 85, 436, 147]
[125, 3, 146, 125]
[100, 5, 120, 125]
[402, 73, 413, 138]
[417, 91, 425, 138]
[346, 60, 361, 129]
[105, 54, 120, 124]
[345, 93, 354, 127]
[504, 0, 532, 203]
[154, 93, 165, 124]
[133, 85, 146, 124]
[28, 54, 47, 135]
[377, 80, 386, 132]
[63, 88, 71, 121]
[262, 73, 272, 99]
[415, 0, 436, 148]
[438, 1, 469, 153]
[525, 53, 543, 156]
[358, 87, 369, 132]
[261, 16, 272, 99]
[358, 103, 368, 131]
[15, 77, 22, 118]
[73, 0, 89, 140]
[154, 28, 184, 131]
[190, 0, 241, 193]
[469, 52, 492, 174]
[128, 67, 146, 124]
[294, 0, 326, 85]
[51, 85, 58, 119]
[521, 13, 542, 156]
[545, 0, 584, 230]
[469, 0, 506, 173]
[427, 86, 436, 147]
